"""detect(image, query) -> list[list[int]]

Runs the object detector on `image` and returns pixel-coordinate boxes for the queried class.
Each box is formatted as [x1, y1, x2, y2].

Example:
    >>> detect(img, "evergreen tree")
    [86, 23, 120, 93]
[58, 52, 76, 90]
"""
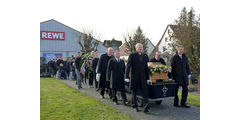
[124, 26, 149, 54]
[169, 7, 200, 73]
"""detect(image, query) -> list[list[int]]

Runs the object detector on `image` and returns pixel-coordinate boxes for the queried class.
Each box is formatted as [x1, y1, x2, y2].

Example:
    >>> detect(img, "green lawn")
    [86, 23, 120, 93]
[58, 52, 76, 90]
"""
[178, 91, 200, 107]
[40, 78, 133, 120]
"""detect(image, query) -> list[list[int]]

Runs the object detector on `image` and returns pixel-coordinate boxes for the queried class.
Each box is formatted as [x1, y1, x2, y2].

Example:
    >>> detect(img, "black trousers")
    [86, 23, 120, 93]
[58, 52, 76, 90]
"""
[132, 87, 149, 108]
[89, 72, 93, 86]
[174, 85, 188, 105]
[112, 88, 127, 102]
[93, 72, 98, 88]
[100, 81, 112, 97]
[84, 72, 88, 83]
[66, 69, 70, 77]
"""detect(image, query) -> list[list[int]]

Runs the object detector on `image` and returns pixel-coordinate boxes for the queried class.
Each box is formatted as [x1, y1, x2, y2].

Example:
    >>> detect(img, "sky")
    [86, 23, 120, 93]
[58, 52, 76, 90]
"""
[40, 0, 199, 45]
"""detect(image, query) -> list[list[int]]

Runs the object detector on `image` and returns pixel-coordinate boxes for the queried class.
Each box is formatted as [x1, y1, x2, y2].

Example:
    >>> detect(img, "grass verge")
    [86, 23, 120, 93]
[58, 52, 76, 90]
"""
[41, 78, 133, 120]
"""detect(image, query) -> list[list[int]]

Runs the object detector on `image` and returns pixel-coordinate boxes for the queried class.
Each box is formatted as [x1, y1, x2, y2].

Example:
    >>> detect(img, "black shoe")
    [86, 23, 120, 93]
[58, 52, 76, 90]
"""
[181, 104, 190, 108]
[144, 108, 150, 113]
[133, 108, 140, 112]
[143, 104, 151, 113]
[102, 96, 105, 99]
[174, 104, 181, 107]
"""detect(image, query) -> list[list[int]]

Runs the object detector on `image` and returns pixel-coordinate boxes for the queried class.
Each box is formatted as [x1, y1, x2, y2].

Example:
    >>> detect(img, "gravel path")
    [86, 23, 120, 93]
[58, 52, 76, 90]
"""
[60, 79, 200, 120]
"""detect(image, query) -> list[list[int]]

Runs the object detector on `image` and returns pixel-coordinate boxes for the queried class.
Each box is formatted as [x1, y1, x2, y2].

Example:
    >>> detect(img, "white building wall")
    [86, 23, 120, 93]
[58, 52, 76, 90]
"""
[147, 40, 154, 56]
[158, 26, 174, 54]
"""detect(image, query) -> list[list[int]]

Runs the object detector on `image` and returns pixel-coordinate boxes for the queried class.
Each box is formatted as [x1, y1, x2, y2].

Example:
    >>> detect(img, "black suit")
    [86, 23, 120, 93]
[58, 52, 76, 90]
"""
[150, 57, 166, 65]
[107, 58, 127, 102]
[171, 53, 191, 105]
[97, 53, 114, 97]
[126, 52, 149, 108]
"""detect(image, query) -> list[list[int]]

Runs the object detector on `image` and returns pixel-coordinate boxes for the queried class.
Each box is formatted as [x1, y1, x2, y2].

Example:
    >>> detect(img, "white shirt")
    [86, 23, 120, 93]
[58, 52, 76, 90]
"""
[178, 54, 182, 59]
[115, 58, 120, 62]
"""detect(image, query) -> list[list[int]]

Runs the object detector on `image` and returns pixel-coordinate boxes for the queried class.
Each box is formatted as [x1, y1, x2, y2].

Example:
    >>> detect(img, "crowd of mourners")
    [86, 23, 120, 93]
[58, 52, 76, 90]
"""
[44, 43, 191, 113]
[47, 57, 77, 80]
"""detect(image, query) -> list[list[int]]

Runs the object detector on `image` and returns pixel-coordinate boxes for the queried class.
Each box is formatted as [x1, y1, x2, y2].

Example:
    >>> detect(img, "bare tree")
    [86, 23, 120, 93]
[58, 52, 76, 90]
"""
[78, 26, 103, 53]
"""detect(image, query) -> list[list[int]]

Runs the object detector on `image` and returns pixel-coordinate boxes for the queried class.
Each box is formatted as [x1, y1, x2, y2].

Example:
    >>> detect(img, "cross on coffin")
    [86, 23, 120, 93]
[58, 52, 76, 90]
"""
[162, 86, 168, 97]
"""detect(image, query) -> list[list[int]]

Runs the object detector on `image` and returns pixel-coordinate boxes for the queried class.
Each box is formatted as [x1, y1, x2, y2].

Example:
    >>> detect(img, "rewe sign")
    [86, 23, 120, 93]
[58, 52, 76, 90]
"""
[40, 31, 65, 40]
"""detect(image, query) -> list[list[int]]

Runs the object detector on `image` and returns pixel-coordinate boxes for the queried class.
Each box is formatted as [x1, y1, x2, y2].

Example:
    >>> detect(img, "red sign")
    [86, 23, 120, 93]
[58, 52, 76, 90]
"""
[40, 31, 65, 40]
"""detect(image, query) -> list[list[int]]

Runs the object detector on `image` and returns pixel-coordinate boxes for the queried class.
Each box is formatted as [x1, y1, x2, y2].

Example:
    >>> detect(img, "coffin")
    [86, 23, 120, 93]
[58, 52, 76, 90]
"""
[148, 62, 169, 83]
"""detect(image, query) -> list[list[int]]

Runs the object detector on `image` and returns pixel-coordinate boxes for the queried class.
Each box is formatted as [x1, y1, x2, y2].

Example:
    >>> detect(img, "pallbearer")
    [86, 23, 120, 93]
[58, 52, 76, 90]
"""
[150, 51, 166, 64]
[150, 51, 172, 79]
[97, 47, 114, 99]
[107, 50, 128, 105]
[125, 43, 151, 113]
[171, 45, 191, 108]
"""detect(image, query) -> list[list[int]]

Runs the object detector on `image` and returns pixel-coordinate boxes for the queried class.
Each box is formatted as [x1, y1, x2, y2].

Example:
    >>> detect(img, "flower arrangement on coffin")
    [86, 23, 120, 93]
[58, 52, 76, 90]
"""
[148, 63, 171, 82]
[149, 64, 171, 76]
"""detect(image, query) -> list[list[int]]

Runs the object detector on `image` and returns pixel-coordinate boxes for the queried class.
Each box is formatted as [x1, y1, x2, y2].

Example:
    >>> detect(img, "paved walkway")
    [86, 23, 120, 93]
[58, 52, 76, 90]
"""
[61, 79, 200, 120]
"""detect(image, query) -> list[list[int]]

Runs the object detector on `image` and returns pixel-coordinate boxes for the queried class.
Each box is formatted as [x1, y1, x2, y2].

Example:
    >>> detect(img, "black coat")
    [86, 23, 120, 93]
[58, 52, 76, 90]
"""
[63, 61, 68, 71]
[107, 58, 125, 91]
[171, 53, 191, 86]
[126, 52, 150, 91]
[56, 59, 64, 67]
[66, 61, 72, 72]
[75, 57, 82, 71]
[97, 53, 114, 88]
[92, 57, 99, 73]
[150, 57, 166, 65]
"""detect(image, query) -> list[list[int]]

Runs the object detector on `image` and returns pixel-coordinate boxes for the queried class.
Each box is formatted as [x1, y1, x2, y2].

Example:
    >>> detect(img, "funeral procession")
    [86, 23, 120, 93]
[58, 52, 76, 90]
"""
[40, 13, 200, 120]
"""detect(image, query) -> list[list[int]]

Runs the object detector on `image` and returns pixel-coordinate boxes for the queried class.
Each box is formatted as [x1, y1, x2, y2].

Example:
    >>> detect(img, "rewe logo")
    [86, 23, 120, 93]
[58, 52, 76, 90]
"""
[40, 31, 65, 40]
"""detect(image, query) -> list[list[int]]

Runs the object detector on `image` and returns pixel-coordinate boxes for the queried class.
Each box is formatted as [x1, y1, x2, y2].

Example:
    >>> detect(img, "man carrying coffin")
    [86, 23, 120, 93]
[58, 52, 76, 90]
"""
[150, 51, 172, 79]
[171, 45, 191, 108]
[107, 50, 128, 105]
[125, 43, 151, 113]
[96, 47, 114, 99]
[150, 51, 166, 64]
